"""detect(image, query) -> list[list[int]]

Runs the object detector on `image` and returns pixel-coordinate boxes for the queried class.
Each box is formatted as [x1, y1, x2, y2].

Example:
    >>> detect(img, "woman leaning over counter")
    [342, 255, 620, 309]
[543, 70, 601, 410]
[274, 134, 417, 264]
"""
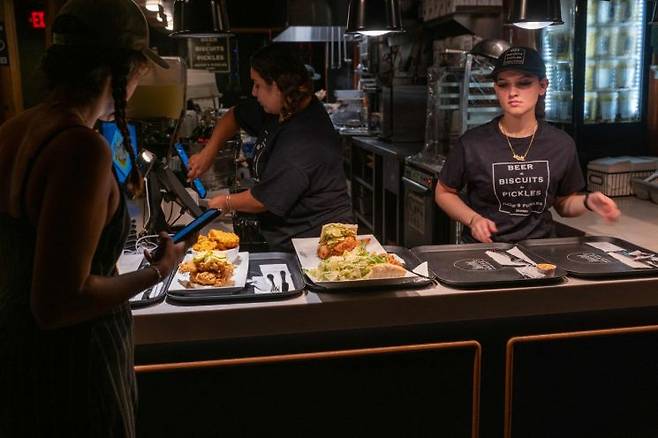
[435, 47, 620, 243]
[188, 44, 353, 251]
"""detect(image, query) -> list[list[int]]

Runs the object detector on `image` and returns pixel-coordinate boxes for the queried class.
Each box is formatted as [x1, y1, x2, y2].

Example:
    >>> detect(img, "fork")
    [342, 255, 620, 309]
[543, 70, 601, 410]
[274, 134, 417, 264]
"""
[267, 274, 279, 292]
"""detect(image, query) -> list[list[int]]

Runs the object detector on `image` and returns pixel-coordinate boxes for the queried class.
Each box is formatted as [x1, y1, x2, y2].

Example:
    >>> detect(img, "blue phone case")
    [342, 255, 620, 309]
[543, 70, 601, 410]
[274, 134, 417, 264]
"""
[175, 144, 207, 199]
[172, 208, 221, 243]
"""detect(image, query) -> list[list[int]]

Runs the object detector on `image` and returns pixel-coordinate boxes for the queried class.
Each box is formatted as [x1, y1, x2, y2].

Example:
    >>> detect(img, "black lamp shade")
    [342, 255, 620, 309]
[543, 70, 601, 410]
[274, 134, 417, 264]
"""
[506, 0, 563, 28]
[170, 0, 231, 38]
[346, 0, 403, 35]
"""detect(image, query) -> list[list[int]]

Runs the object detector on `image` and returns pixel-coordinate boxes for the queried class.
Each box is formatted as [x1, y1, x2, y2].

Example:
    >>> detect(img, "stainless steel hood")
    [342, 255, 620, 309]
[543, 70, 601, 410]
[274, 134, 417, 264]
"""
[274, 26, 345, 42]
[273, 0, 348, 42]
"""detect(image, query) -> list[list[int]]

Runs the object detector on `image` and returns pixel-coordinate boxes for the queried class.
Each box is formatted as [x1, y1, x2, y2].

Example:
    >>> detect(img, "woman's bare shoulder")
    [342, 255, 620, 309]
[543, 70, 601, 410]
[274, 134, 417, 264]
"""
[48, 125, 113, 171]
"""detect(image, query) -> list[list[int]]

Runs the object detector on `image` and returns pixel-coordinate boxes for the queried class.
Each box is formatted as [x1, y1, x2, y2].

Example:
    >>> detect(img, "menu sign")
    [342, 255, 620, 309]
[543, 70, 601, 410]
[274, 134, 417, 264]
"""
[0, 22, 9, 66]
[187, 37, 230, 73]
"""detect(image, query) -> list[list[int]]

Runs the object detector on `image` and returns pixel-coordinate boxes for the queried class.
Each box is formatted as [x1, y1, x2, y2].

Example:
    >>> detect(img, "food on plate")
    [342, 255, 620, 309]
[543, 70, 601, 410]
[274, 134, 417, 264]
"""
[192, 229, 240, 252]
[317, 223, 360, 259]
[178, 251, 235, 286]
[535, 263, 556, 275]
[306, 246, 406, 281]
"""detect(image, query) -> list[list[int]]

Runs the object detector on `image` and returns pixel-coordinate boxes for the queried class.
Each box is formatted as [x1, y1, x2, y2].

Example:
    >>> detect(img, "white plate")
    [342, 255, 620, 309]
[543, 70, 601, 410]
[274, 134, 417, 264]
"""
[292, 235, 420, 286]
[292, 234, 386, 270]
[169, 252, 250, 293]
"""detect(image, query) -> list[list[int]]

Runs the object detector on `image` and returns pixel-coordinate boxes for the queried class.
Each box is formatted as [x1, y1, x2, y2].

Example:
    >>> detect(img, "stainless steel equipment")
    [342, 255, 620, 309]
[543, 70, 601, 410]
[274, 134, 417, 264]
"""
[402, 157, 459, 247]
[423, 52, 501, 158]
[401, 52, 500, 247]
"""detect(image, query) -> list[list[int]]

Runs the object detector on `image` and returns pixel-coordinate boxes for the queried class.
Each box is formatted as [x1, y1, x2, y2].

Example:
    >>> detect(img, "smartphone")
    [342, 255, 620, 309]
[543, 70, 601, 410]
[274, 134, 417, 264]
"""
[174, 143, 207, 199]
[150, 208, 221, 260]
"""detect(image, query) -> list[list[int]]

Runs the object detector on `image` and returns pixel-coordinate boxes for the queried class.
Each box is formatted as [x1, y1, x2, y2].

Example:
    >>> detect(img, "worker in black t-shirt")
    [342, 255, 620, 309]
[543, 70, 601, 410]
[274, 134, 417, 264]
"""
[436, 47, 620, 243]
[187, 44, 353, 250]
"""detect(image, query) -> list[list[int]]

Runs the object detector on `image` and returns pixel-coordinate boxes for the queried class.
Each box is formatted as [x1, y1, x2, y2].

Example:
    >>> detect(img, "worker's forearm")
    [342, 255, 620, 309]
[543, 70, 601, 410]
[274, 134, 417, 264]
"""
[435, 191, 479, 226]
[554, 194, 587, 217]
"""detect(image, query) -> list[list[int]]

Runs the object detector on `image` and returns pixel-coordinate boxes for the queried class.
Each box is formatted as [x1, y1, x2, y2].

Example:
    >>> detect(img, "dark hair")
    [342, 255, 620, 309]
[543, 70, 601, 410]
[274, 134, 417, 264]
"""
[250, 44, 313, 120]
[41, 16, 149, 197]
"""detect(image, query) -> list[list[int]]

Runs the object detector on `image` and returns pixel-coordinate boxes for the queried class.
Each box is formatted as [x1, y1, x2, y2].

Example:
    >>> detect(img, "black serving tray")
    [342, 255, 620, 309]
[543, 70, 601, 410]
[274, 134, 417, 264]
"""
[129, 260, 174, 309]
[166, 252, 305, 304]
[303, 246, 435, 291]
[519, 236, 658, 279]
[411, 243, 567, 289]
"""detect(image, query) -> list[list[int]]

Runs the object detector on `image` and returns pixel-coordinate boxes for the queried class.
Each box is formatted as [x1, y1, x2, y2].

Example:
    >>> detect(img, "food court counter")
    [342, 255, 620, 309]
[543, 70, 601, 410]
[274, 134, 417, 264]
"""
[133, 266, 658, 347]
[132, 234, 658, 437]
[132, 199, 658, 436]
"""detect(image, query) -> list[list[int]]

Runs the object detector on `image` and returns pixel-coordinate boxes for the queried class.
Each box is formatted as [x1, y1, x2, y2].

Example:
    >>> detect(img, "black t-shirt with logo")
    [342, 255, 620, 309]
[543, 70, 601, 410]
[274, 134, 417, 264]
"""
[438, 116, 585, 243]
[234, 97, 353, 250]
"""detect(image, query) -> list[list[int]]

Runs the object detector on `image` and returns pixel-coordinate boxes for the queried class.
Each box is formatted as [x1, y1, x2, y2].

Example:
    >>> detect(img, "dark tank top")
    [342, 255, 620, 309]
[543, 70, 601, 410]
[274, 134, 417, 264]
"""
[0, 124, 136, 437]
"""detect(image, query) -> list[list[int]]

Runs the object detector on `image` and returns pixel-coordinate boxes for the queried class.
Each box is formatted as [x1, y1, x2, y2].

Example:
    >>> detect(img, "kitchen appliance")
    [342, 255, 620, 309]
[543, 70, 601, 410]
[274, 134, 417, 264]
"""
[402, 158, 459, 247]
[381, 85, 428, 142]
[541, 0, 650, 164]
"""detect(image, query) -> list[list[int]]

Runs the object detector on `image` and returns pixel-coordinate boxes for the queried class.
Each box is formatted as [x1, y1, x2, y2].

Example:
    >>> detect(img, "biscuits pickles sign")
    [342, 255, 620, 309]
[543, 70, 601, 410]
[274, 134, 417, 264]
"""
[187, 37, 230, 73]
[0, 22, 9, 66]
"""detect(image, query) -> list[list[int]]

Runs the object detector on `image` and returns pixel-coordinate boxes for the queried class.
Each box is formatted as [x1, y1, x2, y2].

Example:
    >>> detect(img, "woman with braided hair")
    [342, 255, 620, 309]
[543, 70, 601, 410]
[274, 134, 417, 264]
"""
[0, 0, 189, 436]
[187, 44, 353, 251]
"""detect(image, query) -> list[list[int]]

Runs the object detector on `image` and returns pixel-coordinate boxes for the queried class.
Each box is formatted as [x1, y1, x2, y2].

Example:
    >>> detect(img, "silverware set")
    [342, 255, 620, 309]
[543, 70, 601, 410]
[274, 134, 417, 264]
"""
[266, 271, 290, 292]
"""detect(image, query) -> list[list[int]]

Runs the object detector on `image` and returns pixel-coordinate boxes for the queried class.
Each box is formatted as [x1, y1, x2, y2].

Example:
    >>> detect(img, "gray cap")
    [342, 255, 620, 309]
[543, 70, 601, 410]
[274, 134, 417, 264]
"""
[52, 0, 169, 69]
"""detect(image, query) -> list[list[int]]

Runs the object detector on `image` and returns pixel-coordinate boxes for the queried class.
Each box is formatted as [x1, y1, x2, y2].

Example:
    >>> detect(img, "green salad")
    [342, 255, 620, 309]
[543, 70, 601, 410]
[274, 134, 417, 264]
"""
[306, 246, 390, 281]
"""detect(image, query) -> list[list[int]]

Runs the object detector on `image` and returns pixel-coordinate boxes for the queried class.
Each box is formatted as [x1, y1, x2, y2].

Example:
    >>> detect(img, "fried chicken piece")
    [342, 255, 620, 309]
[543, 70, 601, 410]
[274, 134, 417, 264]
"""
[207, 229, 240, 250]
[317, 236, 360, 259]
[332, 236, 359, 255]
[192, 236, 216, 252]
[317, 244, 331, 259]
[178, 261, 197, 273]
[191, 271, 219, 285]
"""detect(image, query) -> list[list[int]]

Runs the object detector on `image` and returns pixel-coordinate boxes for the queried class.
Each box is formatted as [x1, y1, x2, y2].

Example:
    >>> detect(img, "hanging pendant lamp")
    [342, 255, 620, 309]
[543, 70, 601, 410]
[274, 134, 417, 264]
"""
[170, 0, 231, 38]
[506, 0, 563, 30]
[346, 0, 403, 37]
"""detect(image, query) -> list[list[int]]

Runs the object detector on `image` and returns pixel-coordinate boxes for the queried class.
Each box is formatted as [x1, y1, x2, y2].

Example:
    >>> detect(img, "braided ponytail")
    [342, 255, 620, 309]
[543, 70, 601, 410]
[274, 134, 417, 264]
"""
[110, 50, 145, 198]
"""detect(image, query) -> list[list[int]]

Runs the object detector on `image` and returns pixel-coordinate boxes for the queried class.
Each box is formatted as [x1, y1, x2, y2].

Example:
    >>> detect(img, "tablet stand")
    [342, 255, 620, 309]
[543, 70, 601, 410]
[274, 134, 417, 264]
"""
[143, 158, 203, 234]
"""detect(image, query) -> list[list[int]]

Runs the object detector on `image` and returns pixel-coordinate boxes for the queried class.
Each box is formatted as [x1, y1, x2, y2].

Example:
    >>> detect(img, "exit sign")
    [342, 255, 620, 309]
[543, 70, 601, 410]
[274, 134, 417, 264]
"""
[29, 10, 46, 29]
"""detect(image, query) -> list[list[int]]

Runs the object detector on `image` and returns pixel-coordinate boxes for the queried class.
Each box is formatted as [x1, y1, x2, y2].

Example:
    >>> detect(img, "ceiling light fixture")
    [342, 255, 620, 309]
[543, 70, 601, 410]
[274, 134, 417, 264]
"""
[170, 0, 231, 38]
[346, 0, 403, 37]
[506, 0, 563, 29]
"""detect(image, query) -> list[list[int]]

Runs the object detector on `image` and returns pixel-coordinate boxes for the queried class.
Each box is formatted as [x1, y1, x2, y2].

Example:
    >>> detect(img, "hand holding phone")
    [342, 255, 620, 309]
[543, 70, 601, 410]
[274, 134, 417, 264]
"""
[174, 143, 207, 199]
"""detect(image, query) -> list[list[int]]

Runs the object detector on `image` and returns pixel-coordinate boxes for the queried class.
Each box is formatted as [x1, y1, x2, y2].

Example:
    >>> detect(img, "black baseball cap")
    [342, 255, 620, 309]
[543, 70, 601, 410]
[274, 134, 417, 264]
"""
[52, 0, 169, 69]
[491, 47, 546, 79]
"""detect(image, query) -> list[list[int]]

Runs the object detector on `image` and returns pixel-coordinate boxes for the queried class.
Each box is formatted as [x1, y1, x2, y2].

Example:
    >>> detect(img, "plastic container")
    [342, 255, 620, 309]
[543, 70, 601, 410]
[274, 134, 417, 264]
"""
[584, 92, 598, 122]
[596, 60, 615, 89]
[596, 28, 613, 57]
[618, 89, 639, 120]
[585, 60, 596, 91]
[597, 0, 613, 23]
[615, 59, 635, 89]
[598, 91, 619, 122]
[613, 0, 634, 22]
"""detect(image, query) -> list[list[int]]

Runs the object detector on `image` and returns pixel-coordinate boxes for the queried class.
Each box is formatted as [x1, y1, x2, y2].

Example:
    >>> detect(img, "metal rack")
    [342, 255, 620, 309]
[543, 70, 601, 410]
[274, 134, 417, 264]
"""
[426, 53, 501, 155]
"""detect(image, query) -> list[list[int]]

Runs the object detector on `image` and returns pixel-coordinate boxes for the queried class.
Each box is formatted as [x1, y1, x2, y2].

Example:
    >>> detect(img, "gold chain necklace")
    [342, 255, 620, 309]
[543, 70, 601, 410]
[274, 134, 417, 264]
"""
[499, 122, 538, 162]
